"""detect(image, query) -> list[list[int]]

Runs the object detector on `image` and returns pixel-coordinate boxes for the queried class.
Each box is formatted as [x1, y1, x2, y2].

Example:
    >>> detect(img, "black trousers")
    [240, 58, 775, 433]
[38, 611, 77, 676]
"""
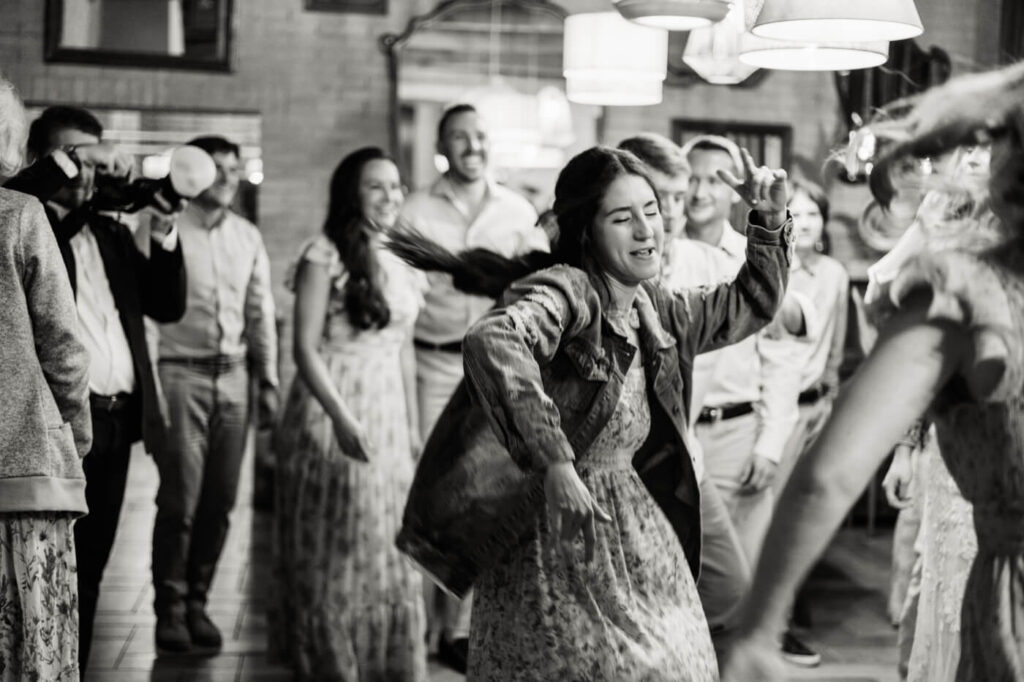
[74, 400, 136, 673]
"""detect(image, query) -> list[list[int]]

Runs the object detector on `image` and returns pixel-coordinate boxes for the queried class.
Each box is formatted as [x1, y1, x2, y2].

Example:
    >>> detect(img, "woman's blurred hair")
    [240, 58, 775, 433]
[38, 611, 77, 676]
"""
[865, 61, 1024, 234]
[0, 75, 27, 176]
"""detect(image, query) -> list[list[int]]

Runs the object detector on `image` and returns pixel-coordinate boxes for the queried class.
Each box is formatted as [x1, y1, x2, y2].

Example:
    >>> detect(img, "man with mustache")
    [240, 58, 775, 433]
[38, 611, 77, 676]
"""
[399, 103, 548, 673]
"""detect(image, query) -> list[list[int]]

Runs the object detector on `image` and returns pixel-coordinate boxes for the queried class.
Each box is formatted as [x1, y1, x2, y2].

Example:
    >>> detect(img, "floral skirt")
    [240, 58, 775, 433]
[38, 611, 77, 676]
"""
[468, 462, 717, 682]
[270, 363, 427, 682]
[0, 512, 79, 682]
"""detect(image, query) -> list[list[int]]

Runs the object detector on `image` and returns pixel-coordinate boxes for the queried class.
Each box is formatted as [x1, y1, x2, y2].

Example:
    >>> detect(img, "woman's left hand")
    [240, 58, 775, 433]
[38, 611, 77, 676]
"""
[720, 632, 785, 682]
[719, 148, 790, 217]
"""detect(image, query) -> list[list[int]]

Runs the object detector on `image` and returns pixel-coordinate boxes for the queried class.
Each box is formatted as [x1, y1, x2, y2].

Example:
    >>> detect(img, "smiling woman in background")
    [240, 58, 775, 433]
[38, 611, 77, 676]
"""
[270, 146, 428, 681]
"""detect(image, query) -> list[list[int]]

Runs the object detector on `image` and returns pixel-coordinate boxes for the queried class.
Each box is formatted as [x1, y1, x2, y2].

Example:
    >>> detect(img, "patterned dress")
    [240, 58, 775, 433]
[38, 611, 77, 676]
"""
[270, 235, 428, 681]
[905, 430, 978, 682]
[877, 239, 1024, 682]
[0, 513, 79, 682]
[468, 355, 718, 681]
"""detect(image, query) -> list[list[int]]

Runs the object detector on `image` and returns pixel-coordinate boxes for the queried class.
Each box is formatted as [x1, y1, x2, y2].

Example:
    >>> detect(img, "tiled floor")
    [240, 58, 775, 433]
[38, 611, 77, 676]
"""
[87, 445, 900, 681]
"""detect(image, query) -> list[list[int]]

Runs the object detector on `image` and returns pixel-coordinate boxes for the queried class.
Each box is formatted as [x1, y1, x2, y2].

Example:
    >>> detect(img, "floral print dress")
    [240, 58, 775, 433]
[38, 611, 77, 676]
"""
[0, 512, 79, 682]
[270, 235, 428, 681]
[905, 430, 978, 682]
[468, 355, 718, 681]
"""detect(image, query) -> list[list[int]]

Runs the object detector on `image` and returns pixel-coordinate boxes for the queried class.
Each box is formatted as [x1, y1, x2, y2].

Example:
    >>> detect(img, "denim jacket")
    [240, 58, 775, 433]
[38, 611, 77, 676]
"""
[397, 216, 792, 598]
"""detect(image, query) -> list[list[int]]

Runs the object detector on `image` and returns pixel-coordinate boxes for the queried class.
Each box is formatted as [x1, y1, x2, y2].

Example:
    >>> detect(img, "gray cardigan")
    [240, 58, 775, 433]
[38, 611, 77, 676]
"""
[0, 188, 91, 514]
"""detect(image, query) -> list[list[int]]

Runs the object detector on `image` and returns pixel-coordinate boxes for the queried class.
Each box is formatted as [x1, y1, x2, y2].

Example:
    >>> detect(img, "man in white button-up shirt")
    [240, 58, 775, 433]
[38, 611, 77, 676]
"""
[400, 104, 548, 672]
[152, 135, 278, 655]
[13, 106, 187, 674]
[670, 135, 820, 667]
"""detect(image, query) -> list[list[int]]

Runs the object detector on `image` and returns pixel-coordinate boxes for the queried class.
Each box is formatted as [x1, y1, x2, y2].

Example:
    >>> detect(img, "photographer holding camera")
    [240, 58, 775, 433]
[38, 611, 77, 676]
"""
[5, 105, 188, 675]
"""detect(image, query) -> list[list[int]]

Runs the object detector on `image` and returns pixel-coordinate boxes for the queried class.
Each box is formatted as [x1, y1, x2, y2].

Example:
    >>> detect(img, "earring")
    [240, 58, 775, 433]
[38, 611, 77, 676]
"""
[814, 240, 825, 253]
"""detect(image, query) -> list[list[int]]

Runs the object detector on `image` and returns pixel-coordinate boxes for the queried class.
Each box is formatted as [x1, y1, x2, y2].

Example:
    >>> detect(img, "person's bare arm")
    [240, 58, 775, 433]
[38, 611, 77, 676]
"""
[292, 260, 372, 461]
[722, 291, 968, 680]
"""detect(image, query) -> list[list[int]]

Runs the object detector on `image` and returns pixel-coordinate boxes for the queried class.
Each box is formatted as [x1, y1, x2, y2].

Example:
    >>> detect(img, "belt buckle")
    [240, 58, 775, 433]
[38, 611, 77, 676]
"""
[706, 406, 722, 423]
[107, 394, 119, 409]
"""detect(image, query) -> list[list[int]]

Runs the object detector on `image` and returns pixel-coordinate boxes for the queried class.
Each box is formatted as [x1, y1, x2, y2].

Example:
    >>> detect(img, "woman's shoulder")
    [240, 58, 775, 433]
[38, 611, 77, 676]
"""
[881, 246, 1024, 403]
[285, 234, 345, 292]
[299, 234, 341, 267]
[502, 264, 595, 305]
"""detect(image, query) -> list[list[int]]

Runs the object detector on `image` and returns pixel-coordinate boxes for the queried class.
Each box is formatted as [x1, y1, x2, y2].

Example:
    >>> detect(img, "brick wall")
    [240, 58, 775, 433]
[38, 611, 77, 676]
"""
[0, 0, 420, 310]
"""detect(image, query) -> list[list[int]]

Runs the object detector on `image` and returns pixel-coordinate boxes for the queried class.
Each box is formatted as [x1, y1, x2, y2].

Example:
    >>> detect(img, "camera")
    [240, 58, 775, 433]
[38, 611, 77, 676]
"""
[90, 145, 217, 213]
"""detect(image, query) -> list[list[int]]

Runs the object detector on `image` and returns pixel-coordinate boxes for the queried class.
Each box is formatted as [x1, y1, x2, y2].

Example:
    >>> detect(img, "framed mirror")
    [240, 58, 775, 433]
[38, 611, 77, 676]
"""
[45, 0, 233, 71]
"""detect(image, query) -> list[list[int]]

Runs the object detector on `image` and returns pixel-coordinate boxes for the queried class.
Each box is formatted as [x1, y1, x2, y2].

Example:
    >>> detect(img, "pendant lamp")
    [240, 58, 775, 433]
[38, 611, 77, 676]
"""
[563, 12, 669, 106]
[739, 36, 889, 71]
[749, 0, 923, 43]
[613, 0, 731, 31]
[682, 0, 758, 85]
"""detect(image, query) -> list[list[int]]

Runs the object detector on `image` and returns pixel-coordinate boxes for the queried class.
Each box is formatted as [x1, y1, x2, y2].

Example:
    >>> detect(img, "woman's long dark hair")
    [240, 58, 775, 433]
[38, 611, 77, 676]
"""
[324, 147, 393, 330]
[388, 146, 657, 303]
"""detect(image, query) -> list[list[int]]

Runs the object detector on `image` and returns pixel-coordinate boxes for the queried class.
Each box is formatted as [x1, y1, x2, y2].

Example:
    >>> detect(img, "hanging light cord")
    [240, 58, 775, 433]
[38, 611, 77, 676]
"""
[488, 0, 502, 82]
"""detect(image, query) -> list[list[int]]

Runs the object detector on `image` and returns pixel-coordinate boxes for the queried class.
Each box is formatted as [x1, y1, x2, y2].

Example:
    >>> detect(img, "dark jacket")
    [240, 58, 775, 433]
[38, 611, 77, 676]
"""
[397, 216, 793, 598]
[5, 159, 187, 452]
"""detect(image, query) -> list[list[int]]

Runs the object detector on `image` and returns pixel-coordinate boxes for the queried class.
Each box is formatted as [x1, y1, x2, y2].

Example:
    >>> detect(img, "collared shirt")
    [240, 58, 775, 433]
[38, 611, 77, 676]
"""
[401, 175, 548, 344]
[787, 253, 849, 392]
[158, 204, 278, 387]
[53, 201, 180, 396]
[69, 223, 136, 395]
[666, 221, 803, 463]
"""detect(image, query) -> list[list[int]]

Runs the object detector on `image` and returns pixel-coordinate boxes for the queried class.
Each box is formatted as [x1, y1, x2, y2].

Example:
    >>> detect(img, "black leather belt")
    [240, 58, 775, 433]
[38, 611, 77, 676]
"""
[160, 355, 246, 374]
[697, 402, 755, 424]
[90, 392, 133, 413]
[798, 384, 830, 405]
[413, 338, 463, 354]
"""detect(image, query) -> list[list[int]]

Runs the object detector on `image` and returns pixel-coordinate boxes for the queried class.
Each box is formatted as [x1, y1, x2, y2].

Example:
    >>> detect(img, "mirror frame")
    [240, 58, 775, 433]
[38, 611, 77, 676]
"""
[377, 0, 568, 175]
[44, 0, 234, 72]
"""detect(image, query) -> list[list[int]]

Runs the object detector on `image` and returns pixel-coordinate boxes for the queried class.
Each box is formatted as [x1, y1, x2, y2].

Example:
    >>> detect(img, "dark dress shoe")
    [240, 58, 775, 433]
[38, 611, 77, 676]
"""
[186, 609, 223, 651]
[437, 636, 469, 674]
[155, 614, 192, 653]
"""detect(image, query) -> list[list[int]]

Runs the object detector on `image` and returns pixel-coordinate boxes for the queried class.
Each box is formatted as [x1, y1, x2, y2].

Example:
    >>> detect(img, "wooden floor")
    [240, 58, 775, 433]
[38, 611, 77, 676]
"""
[86, 446, 900, 681]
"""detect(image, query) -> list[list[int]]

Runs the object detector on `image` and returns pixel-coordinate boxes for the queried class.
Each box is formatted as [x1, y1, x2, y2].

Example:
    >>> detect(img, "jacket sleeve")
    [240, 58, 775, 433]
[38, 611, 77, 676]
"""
[462, 267, 596, 472]
[660, 213, 793, 358]
[18, 197, 93, 456]
[134, 229, 187, 323]
[243, 238, 279, 388]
